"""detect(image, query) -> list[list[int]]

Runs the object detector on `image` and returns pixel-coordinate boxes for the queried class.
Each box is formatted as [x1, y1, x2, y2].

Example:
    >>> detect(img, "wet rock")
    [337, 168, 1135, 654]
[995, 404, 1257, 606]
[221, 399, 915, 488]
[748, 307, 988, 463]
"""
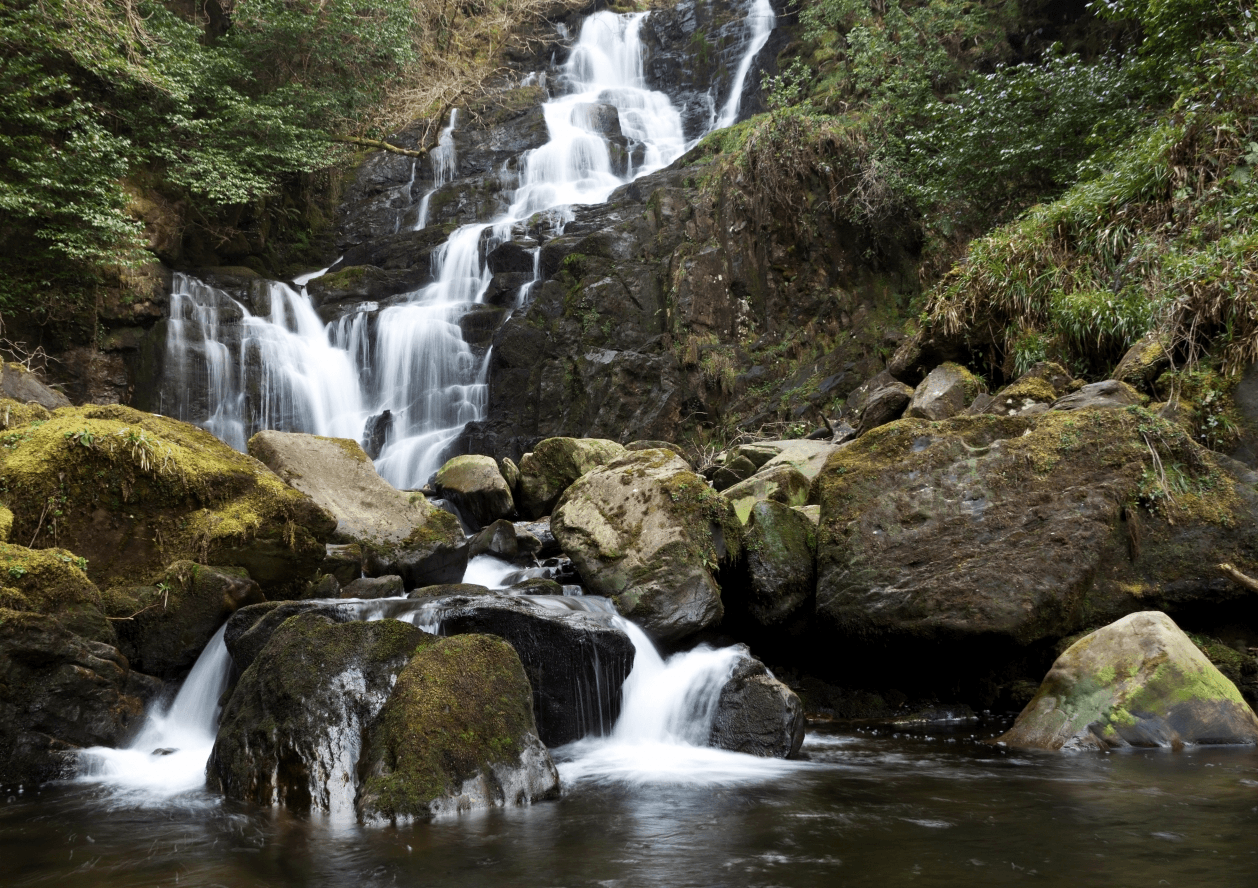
[486, 241, 536, 275]
[515, 518, 559, 558]
[248, 431, 466, 590]
[814, 410, 1258, 654]
[305, 573, 341, 599]
[209, 614, 426, 816]
[356, 634, 559, 824]
[468, 519, 524, 560]
[906, 363, 984, 421]
[0, 362, 70, 410]
[342, 575, 405, 599]
[552, 449, 740, 644]
[320, 544, 363, 585]
[1051, 379, 1142, 412]
[223, 600, 359, 678]
[433, 454, 515, 531]
[517, 437, 626, 519]
[418, 591, 635, 746]
[0, 405, 335, 596]
[722, 464, 811, 525]
[741, 501, 815, 627]
[362, 410, 394, 460]
[709, 649, 806, 758]
[111, 561, 264, 679]
[500, 457, 522, 497]
[997, 611, 1258, 750]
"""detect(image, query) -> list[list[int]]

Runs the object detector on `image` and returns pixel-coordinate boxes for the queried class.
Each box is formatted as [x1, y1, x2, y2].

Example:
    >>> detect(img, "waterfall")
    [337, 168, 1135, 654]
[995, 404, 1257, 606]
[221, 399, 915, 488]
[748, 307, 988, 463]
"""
[77, 625, 232, 802]
[157, 0, 773, 488]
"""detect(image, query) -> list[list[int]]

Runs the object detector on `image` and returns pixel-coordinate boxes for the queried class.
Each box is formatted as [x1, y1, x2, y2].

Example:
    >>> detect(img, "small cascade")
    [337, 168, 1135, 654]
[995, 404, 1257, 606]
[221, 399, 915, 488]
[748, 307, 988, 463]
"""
[157, 0, 774, 488]
[78, 625, 232, 802]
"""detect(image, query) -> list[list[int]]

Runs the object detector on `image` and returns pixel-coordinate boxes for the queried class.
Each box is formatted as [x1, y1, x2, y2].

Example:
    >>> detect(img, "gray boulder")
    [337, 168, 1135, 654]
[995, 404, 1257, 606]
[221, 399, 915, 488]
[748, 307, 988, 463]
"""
[0, 362, 70, 410]
[853, 372, 914, 435]
[517, 437, 626, 519]
[552, 449, 740, 643]
[742, 501, 816, 627]
[248, 431, 467, 589]
[433, 454, 515, 530]
[1052, 379, 1142, 412]
[907, 362, 983, 421]
[722, 464, 811, 525]
[342, 575, 405, 599]
[997, 611, 1258, 751]
[709, 649, 806, 758]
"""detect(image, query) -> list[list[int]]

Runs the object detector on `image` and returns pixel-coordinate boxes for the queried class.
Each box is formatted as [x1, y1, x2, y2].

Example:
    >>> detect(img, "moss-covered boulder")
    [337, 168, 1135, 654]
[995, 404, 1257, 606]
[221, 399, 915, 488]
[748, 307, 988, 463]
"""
[0, 543, 154, 784]
[740, 501, 816, 627]
[552, 449, 740, 643]
[248, 431, 466, 589]
[997, 611, 1258, 750]
[815, 408, 1258, 653]
[0, 405, 335, 595]
[1051, 379, 1142, 412]
[0, 505, 11, 542]
[709, 650, 806, 758]
[1114, 333, 1171, 393]
[108, 561, 264, 678]
[433, 454, 515, 530]
[721, 464, 811, 525]
[0, 363, 70, 411]
[978, 361, 1076, 417]
[907, 362, 983, 421]
[355, 634, 560, 824]
[208, 614, 426, 817]
[517, 437, 626, 519]
[0, 398, 50, 430]
[222, 600, 359, 679]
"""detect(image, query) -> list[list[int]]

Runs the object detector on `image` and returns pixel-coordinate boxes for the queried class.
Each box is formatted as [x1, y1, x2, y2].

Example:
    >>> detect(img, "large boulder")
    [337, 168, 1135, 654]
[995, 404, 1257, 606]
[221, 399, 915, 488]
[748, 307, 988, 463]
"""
[415, 591, 635, 746]
[355, 634, 560, 824]
[0, 362, 70, 410]
[109, 561, 264, 678]
[433, 455, 515, 530]
[248, 431, 466, 589]
[552, 449, 740, 644]
[906, 362, 983, 421]
[997, 611, 1258, 750]
[222, 600, 359, 679]
[709, 650, 806, 758]
[0, 405, 336, 595]
[0, 543, 152, 784]
[815, 409, 1258, 657]
[849, 371, 913, 436]
[1051, 379, 1141, 412]
[208, 614, 426, 817]
[740, 501, 815, 627]
[517, 437, 626, 519]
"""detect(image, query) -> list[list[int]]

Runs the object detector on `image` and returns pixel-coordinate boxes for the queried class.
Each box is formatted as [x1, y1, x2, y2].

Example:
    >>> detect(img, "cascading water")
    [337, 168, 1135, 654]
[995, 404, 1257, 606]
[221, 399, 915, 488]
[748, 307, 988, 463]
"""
[158, 0, 772, 488]
[77, 625, 232, 802]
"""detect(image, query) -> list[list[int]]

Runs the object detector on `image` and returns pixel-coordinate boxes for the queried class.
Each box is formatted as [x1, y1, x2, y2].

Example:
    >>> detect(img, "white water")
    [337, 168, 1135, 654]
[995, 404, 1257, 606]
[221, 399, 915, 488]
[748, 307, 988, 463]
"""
[77, 625, 232, 803]
[160, 0, 773, 489]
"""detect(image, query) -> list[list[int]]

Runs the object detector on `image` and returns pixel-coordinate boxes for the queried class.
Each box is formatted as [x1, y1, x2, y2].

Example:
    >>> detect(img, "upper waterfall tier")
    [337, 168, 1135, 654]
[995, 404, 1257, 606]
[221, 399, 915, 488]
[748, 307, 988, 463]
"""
[156, 0, 775, 487]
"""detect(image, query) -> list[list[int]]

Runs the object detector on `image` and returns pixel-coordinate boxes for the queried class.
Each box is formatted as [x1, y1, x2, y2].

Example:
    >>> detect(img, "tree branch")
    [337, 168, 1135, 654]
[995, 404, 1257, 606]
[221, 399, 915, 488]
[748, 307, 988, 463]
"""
[330, 135, 432, 158]
[1219, 562, 1258, 593]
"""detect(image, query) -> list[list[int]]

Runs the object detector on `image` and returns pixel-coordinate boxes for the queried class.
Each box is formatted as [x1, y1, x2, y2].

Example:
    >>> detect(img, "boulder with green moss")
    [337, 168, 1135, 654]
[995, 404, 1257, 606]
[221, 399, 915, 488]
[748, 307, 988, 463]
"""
[517, 437, 626, 519]
[721, 464, 811, 525]
[0, 398, 50, 430]
[0, 405, 335, 595]
[815, 408, 1258, 654]
[1114, 333, 1171, 393]
[1051, 379, 1142, 411]
[433, 454, 515, 530]
[907, 363, 984, 421]
[208, 613, 426, 816]
[996, 611, 1258, 750]
[0, 543, 154, 784]
[247, 431, 466, 589]
[355, 633, 559, 824]
[552, 449, 740, 643]
[223, 600, 359, 678]
[109, 561, 264, 678]
[977, 361, 1076, 417]
[739, 501, 816, 628]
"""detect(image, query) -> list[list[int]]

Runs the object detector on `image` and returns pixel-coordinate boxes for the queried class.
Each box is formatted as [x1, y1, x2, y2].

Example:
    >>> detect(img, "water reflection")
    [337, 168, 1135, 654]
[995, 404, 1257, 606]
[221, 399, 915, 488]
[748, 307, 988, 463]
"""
[4, 725, 1258, 887]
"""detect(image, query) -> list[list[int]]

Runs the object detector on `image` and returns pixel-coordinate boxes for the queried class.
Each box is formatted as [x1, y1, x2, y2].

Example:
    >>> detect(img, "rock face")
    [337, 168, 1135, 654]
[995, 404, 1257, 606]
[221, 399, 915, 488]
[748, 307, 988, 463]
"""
[355, 634, 560, 824]
[208, 614, 425, 816]
[709, 650, 806, 758]
[0, 543, 150, 784]
[0, 405, 335, 595]
[552, 449, 740, 643]
[906, 362, 983, 421]
[517, 437, 626, 519]
[433, 455, 515, 530]
[997, 611, 1258, 750]
[415, 591, 635, 746]
[247, 431, 466, 589]
[814, 409, 1258, 659]
[111, 561, 264, 678]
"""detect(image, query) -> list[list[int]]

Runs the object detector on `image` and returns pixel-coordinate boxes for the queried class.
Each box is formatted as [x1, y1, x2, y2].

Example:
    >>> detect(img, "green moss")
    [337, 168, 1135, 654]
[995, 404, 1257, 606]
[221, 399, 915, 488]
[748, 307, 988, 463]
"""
[357, 634, 540, 822]
[0, 505, 11, 542]
[402, 507, 463, 548]
[0, 542, 111, 643]
[661, 469, 742, 565]
[0, 398, 51, 430]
